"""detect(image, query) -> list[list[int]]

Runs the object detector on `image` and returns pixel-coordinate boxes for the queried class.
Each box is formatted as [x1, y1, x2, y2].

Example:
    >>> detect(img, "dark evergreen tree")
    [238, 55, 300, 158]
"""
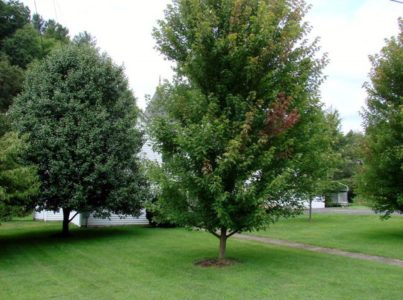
[12, 45, 149, 234]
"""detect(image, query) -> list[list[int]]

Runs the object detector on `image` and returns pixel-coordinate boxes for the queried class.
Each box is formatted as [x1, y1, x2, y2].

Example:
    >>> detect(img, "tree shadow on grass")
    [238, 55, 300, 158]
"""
[0, 223, 155, 258]
[362, 227, 403, 240]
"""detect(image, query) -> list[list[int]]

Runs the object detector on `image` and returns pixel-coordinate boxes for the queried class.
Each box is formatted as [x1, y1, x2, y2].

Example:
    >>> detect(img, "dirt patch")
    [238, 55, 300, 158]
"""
[194, 258, 238, 267]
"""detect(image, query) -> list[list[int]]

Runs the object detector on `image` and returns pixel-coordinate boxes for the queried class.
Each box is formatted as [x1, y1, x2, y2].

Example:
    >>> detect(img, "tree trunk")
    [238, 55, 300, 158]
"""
[218, 228, 227, 261]
[309, 199, 312, 222]
[62, 208, 71, 236]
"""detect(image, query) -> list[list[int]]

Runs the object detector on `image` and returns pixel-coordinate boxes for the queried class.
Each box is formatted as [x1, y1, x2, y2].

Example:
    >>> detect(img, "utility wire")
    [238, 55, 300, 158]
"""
[33, 0, 44, 54]
[53, 0, 59, 22]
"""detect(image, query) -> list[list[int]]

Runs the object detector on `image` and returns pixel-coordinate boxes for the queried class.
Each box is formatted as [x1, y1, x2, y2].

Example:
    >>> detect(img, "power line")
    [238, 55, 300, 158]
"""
[53, 0, 59, 22]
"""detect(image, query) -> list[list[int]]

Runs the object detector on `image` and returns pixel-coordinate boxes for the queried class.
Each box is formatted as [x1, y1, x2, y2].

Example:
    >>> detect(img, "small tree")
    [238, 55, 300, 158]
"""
[294, 109, 342, 221]
[12, 45, 148, 235]
[358, 19, 403, 218]
[0, 131, 39, 222]
[150, 0, 331, 261]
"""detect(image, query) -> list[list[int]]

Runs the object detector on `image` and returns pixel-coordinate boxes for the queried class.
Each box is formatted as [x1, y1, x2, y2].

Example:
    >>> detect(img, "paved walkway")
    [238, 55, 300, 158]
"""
[308, 207, 402, 216]
[235, 234, 403, 267]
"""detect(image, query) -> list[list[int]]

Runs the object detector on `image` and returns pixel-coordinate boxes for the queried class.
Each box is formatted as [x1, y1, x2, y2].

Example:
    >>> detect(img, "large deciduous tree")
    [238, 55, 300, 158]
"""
[12, 45, 149, 235]
[150, 0, 332, 261]
[358, 19, 403, 218]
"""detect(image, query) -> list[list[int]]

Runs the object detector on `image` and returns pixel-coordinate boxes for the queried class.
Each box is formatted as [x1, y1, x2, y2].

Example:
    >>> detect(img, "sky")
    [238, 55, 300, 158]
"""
[21, 0, 402, 133]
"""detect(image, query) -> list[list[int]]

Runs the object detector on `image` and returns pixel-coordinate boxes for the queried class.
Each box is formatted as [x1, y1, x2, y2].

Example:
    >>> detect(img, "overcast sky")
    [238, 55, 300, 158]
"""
[21, 0, 402, 133]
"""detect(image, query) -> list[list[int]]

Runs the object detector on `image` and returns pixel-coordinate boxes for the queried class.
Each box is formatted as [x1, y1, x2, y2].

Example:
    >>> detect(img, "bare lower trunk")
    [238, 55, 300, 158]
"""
[218, 228, 227, 260]
[62, 208, 70, 236]
[308, 199, 313, 222]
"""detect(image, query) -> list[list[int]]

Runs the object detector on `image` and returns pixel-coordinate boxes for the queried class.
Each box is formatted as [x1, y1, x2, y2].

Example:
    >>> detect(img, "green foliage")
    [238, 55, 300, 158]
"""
[0, 55, 24, 112]
[292, 109, 342, 199]
[0, 0, 30, 43]
[2, 24, 42, 68]
[41, 19, 69, 43]
[150, 0, 333, 255]
[358, 19, 403, 218]
[0, 1, 70, 114]
[332, 130, 364, 198]
[72, 31, 97, 48]
[11, 45, 149, 230]
[31, 14, 69, 43]
[0, 131, 39, 221]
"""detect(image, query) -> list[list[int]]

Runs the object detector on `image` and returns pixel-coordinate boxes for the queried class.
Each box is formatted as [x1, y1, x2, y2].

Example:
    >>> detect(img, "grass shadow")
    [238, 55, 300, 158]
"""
[0, 222, 155, 258]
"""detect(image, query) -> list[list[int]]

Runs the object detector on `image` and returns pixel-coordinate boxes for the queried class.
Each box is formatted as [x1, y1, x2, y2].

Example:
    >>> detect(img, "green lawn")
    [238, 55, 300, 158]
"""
[252, 214, 403, 260]
[1, 220, 402, 299]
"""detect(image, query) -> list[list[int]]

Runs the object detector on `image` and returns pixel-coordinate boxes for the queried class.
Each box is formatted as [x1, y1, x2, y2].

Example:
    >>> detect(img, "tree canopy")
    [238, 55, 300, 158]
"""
[358, 18, 403, 217]
[150, 0, 334, 260]
[12, 45, 149, 234]
[0, 0, 70, 113]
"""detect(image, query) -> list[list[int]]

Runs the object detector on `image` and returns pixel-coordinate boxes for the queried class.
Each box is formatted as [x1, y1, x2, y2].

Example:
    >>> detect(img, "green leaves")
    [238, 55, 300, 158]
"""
[358, 18, 403, 217]
[0, 131, 39, 221]
[12, 44, 148, 220]
[149, 0, 330, 236]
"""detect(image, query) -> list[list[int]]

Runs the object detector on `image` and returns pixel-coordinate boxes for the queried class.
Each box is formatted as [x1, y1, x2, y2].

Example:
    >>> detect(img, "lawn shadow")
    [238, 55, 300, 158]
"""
[0, 222, 154, 258]
[362, 227, 403, 240]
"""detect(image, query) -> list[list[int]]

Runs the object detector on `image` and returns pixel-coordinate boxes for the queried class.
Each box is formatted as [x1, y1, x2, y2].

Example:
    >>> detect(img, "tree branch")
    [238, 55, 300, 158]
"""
[208, 229, 220, 239]
[68, 212, 79, 222]
[226, 230, 238, 238]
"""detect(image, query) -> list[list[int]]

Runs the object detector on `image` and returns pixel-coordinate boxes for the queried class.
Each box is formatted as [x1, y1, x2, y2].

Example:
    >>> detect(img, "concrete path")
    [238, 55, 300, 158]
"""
[235, 234, 403, 267]
[308, 207, 402, 216]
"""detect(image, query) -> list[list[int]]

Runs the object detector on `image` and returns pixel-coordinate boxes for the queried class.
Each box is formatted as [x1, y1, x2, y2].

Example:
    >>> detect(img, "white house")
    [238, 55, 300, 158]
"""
[33, 209, 148, 227]
[33, 138, 158, 227]
[302, 196, 326, 209]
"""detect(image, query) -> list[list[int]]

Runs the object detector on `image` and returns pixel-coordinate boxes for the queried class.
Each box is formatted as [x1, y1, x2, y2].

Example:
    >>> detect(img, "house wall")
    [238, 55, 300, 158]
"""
[302, 197, 325, 209]
[33, 209, 148, 227]
[84, 210, 148, 227]
[141, 140, 161, 162]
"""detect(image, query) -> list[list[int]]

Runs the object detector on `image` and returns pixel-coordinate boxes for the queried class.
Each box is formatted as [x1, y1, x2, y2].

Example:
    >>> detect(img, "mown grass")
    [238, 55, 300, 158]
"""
[252, 214, 403, 260]
[1, 220, 402, 299]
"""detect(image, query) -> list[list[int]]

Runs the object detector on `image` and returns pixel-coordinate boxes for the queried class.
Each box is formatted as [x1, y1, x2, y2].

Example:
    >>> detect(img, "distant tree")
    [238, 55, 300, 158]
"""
[358, 18, 403, 218]
[73, 31, 97, 48]
[295, 109, 342, 221]
[2, 24, 42, 68]
[150, 0, 330, 261]
[0, 2, 71, 113]
[12, 45, 149, 235]
[0, 55, 24, 112]
[0, 0, 30, 43]
[0, 130, 39, 222]
[334, 130, 364, 201]
[42, 19, 69, 43]
[31, 13, 44, 33]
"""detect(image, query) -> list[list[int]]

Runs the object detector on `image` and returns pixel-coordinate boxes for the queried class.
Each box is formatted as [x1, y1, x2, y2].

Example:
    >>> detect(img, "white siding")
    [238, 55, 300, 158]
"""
[33, 210, 45, 220]
[84, 210, 148, 227]
[141, 141, 161, 162]
[34, 209, 148, 227]
[303, 197, 325, 209]
[70, 213, 81, 226]
[33, 209, 81, 225]
[34, 209, 64, 221]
